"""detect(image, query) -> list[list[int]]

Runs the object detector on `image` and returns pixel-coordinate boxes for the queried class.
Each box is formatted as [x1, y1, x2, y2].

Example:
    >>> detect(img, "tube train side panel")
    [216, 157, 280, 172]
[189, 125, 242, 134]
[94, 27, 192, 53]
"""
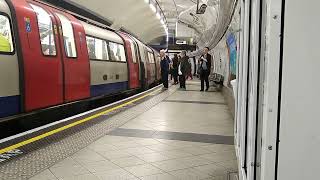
[0, 0, 161, 119]
[81, 21, 129, 97]
[11, 0, 64, 111]
[48, 6, 91, 102]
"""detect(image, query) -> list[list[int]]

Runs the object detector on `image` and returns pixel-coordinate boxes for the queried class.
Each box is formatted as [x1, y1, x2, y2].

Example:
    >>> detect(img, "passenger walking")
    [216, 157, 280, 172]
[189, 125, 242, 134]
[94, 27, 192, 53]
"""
[199, 47, 212, 91]
[160, 50, 170, 89]
[178, 51, 189, 90]
[172, 54, 179, 84]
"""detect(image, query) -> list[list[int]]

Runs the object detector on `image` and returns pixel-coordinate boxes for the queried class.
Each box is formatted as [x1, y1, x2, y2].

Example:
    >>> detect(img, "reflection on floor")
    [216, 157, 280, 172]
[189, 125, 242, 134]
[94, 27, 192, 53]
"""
[29, 81, 237, 180]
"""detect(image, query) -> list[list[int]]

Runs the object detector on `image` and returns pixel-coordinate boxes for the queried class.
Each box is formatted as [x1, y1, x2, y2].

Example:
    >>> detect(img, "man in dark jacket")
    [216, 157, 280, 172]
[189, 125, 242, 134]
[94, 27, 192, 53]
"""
[179, 51, 189, 90]
[199, 47, 212, 91]
[172, 54, 179, 84]
[160, 50, 170, 89]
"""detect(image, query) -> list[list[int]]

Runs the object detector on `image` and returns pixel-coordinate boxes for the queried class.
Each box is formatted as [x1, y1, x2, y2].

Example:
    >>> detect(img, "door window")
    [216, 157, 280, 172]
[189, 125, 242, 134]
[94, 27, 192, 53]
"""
[0, 15, 14, 53]
[30, 4, 56, 56]
[56, 13, 77, 58]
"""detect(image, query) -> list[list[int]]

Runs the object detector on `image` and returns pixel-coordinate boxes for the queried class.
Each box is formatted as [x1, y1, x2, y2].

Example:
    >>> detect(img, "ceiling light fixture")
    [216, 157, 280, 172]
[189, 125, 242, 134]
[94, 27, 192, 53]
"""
[149, 4, 157, 13]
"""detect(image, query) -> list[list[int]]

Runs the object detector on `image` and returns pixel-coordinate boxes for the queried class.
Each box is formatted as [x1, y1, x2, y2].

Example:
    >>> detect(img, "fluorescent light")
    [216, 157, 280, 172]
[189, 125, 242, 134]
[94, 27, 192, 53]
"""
[149, 4, 156, 13]
[144, 0, 149, 3]
[156, 13, 161, 19]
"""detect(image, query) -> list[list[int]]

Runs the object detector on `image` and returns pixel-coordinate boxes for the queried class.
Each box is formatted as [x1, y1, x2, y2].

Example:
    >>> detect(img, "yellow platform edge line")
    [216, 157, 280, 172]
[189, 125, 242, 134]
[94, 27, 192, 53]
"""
[0, 89, 158, 155]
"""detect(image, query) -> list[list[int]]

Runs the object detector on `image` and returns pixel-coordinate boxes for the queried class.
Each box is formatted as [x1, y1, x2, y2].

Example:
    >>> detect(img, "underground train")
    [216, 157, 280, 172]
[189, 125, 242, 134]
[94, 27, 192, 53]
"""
[0, 0, 162, 120]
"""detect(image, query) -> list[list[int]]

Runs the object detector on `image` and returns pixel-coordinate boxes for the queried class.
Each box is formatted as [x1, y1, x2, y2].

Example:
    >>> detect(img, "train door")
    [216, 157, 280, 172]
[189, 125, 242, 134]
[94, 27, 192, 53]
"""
[0, 0, 20, 117]
[119, 33, 140, 89]
[51, 11, 90, 102]
[15, 1, 64, 111]
[136, 41, 148, 89]
[128, 39, 140, 89]
[148, 50, 156, 84]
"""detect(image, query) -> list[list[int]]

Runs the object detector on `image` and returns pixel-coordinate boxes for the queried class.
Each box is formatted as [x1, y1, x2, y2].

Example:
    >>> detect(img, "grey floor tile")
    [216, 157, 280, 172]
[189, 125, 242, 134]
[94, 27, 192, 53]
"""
[216, 160, 238, 171]
[80, 160, 120, 173]
[123, 147, 155, 156]
[158, 149, 194, 159]
[134, 138, 162, 146]
[49, 164, 90, 179]
[58, 173, 99, 180]
[199, 152, 237, 163]
[110, 156, 145, 167]
[201, 144, 235, 153]
[178, 156, 212, 167]
[52, 158, 80, 168]
[168, 168, 211, 180]
[28, 169, 58, 180]
[111, 141, 142, 149]
[97, 136, 135, 144]
[145, 143, 180, 152]
[135, 152, 172, 163]
[151, 159, 193, 171]
[72, 148, 106, 164]
[98, 149, 133, 160]
[94, 168, 137, 180]
[87, 142, 119, 153]
[140, 173, 178, 180]
[179, 147, 212, 155]
[124, 164, 163, 177]
[193, 163, 228, 177]
[203, 175, 228, 180]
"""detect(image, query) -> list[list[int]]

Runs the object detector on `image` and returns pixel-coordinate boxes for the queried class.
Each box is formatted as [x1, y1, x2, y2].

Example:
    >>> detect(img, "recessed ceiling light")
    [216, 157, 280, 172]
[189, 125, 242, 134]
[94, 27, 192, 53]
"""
[149, 4, 156, 13]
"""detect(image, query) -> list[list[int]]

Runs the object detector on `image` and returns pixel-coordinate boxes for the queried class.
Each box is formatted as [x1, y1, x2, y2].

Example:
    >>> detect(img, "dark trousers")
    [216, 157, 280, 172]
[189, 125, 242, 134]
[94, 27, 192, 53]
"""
[161, 72, 169, 88]
[179, 75, 186, 88]
[200, 70, 209, 90]
[173, 74, 178, 83]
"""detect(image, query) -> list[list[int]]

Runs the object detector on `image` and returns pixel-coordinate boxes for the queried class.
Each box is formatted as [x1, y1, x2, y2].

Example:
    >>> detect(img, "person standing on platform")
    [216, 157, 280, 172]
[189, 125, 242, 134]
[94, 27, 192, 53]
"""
[178, 51, 189, 90]
[199, 47, 212, 91]
[172, 54, 179, 84]
[160, 50, 170, 89]
[186, 57, 193, 80]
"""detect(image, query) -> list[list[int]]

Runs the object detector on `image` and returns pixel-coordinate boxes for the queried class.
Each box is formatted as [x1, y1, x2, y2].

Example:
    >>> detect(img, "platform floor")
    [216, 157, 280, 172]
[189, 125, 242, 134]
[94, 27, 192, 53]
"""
[28, 81, 237, 180]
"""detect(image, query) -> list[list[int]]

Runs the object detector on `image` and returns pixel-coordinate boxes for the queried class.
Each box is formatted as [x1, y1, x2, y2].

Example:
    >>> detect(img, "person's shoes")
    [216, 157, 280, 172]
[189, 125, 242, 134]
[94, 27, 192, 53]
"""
[205, 88, 209, 91]
[200, 89, 204, 92]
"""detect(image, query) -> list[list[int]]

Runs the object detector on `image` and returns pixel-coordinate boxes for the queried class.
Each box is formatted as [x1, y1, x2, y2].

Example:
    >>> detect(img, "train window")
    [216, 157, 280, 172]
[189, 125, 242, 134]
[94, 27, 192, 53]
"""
[55, 13, 77, 58]
[102, 41, 109, 60]
[0, 15, 13, 53]
[30, 4, 56, 56]
[86, 36, 96, 59]
[109, 42, 126, 62]
[86, 36, 109, 60]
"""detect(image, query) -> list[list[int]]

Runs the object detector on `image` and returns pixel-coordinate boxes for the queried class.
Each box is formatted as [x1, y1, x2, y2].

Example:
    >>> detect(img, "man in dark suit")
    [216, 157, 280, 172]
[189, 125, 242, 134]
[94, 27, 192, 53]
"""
[160, 50, 170, 89]
[199, 47, 212, 91]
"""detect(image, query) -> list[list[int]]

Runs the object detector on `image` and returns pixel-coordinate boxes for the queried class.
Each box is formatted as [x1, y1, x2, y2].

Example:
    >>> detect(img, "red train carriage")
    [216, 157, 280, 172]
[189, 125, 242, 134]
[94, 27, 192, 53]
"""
[0, 0, 161, 126]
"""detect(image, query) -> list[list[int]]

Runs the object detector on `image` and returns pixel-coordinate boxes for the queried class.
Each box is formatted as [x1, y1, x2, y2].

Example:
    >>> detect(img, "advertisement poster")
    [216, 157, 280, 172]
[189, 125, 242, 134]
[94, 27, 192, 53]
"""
[227, 33, 237, 78]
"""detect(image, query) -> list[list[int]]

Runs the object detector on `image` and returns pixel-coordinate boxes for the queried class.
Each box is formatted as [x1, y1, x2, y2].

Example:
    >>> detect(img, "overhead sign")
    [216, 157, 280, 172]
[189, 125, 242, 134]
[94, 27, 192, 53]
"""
[176, 40, 187, 45]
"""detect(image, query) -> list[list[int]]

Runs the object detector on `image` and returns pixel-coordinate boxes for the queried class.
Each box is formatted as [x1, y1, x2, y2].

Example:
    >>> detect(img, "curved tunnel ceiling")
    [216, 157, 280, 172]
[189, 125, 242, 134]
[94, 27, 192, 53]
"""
[66, 0, 236, 49]
[68, 0, 167, 43]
